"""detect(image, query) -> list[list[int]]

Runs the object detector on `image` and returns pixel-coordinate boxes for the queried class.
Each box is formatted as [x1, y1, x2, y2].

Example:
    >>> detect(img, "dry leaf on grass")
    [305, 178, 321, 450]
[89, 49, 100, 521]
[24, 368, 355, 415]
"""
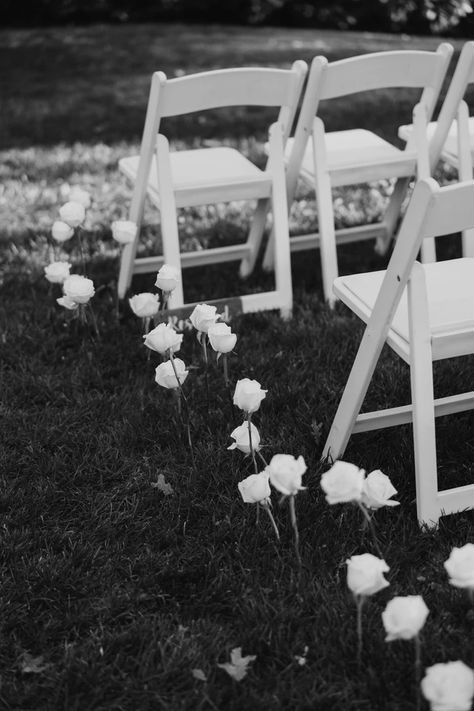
[217, 647, 256, 681]
[151, 473, 173, 495]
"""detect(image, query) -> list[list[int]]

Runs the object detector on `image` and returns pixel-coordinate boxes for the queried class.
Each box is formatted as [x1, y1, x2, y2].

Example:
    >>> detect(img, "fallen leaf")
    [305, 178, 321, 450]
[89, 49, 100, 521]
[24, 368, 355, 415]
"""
[151, 474, 173, 495]
[191, 668, 207, 682]
[217, 647, 256, 681]
[19, 653, 49, 674]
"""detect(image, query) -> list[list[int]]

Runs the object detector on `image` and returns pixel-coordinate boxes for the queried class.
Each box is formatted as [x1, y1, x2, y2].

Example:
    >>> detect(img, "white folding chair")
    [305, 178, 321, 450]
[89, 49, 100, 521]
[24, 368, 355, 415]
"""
[263, 44, 453, 303]
[117, 62, 307, 317]
[399, 41, 474, 257]
[323, 177, 474, 528]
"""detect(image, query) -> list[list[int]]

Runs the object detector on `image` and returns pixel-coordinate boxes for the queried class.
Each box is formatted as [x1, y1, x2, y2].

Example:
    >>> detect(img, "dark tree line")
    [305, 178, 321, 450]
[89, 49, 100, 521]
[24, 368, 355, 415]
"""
[1, 0, 473, 34]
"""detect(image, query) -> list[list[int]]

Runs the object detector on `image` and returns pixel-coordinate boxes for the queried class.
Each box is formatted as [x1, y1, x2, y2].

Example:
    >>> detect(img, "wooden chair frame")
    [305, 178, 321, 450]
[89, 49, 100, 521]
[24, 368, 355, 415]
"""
[262, 44, 453, 303]
[117, 62, 307, 317]
[322, 177, 474, 528]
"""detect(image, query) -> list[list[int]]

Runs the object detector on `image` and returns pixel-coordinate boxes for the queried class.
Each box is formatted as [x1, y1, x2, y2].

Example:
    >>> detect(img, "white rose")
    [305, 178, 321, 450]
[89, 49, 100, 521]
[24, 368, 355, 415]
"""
[362, 469, 400, 509]
[129, 292, 160, 318]
[382, 596, 429, 641]
[57, 295, 79, 310]
[63, 275, 95, 304]
[238, 472, 271, 504]
[228, 422, 261, 454]
[208, 322, 237, 354]
[69, 187, 91, 208]
[444, 544, 474, 589]
[143, 323, 183, 354]
[320, 461, 365, 504]
[267, 454, 306, 496]
[155, 358, 188, 389]
[155, 264, 180, 293]
[190, 303, 218, 333]
[51, 220, 74, 243]
[44, 261, 71, 284]
[346, 553, 390, 596]
[421, 661, 474, 711]
[233, 378, 267, 414]
[59, 201, 85, 228]
[111, 220, 137, 244]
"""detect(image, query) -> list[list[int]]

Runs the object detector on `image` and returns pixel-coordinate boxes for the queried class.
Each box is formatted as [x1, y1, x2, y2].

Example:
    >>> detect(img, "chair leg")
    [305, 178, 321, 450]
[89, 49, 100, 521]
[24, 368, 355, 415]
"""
[156, 135, 185, 307]
[312, 118, 338, 306]
[408, 263, 439, 528]
[239, 198, 270, 278]
[375, 176, 411, 256]
[267, 122, 293, 318]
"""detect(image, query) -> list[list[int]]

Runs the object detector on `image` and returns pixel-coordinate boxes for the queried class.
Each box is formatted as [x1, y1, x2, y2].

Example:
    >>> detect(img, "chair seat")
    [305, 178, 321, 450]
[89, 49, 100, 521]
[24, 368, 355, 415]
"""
[283, 130, 418, 187]
[119, 146, 271, 208]
[334, 258, 474, 361]
[398, 117, 474, 167]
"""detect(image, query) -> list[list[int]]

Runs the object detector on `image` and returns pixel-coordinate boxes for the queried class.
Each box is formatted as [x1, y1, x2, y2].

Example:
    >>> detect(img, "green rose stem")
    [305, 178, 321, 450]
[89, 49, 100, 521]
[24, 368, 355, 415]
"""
[169, 351, 197, 477]
[201, 334, 210, 417]
[76, 226, 87, 275]
[262, 502, 280, 541]
[222, 354, 236, 425]
[414, 634, 422, 711]
[288, 494, 302, 572]
[144, 318, 151, 361]
[87, 304, 100, 339]
[356, 501, 384, 558]
[257, 451, 269, 468]
[355, 594, 365, 670]
[246, 413, 259, 476]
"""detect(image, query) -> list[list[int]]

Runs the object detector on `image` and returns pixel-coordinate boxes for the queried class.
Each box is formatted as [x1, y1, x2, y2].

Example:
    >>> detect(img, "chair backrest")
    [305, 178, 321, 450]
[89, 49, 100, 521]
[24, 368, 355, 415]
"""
[286, 44, 453, 199]
[429, 41, 474, 170]
[366, 177, 474, 331]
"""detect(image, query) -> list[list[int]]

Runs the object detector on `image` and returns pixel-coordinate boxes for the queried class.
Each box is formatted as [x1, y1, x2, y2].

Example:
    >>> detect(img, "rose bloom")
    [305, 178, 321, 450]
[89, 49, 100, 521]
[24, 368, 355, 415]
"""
[63, 275, 95, 304]
[190, 303, 218, 333]
[361, 469, 399, 510]
[59, 201, 86, 228]
[155, 264, 179, 293]
[143, 323, 183, 354]
[228, 422, 261, 454]
[111, 220, 137, 245]
[51, 220, 74, 243]
[238, 472, 271, 504]
[346, 553, 390, 596]
[208, 322, 237, 354]
[57, 295, 79, 311]
[267, 454, 306, 496]
[129, 292, 160, 318]
[44, 261, 71, 284]
[320, 460, 365, 504]
[233, 378, 267, 414]
[444, 543, 474, 589]
[155, 358, 188, 389]
[69, 187, 91, 209]
[421, 661, 474, 711]
[382, 596, 429, 641]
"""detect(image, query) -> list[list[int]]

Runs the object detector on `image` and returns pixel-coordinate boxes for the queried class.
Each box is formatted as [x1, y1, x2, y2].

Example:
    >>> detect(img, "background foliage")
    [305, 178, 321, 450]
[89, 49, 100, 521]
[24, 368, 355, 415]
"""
[1, 0, 474, 35]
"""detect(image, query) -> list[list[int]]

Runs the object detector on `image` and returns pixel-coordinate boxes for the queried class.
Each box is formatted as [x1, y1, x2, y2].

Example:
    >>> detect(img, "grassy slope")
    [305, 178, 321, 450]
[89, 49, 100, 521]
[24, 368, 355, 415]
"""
[1, 23, 474, 711]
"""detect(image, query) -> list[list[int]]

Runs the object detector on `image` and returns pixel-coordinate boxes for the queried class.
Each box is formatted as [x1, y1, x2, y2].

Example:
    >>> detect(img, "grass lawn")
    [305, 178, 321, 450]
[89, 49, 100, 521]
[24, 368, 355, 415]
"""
[1, 22, 474, 711]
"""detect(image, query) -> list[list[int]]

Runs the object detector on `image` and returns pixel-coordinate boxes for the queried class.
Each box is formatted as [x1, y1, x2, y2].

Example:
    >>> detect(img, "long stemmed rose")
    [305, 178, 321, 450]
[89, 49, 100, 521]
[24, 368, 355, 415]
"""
[266, 454, 306, 571]
[57, 274, 99, 337]
[321, 461, 398, 556]
[238, 471, 280, 541]
[346, 553, 390, 667]
[145, 323, 195, 472]
[444, 543, 474, 603]
[58, 200, 88, 272]
[382, 596, 429, 711]
[190, 304, 219, 413]
[129, 292, 160, 335]
[209, 321, 237, 420]
[155, 264, 180, 311]
[421, 661, 474, 711]
[233, 379, 267, 474]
